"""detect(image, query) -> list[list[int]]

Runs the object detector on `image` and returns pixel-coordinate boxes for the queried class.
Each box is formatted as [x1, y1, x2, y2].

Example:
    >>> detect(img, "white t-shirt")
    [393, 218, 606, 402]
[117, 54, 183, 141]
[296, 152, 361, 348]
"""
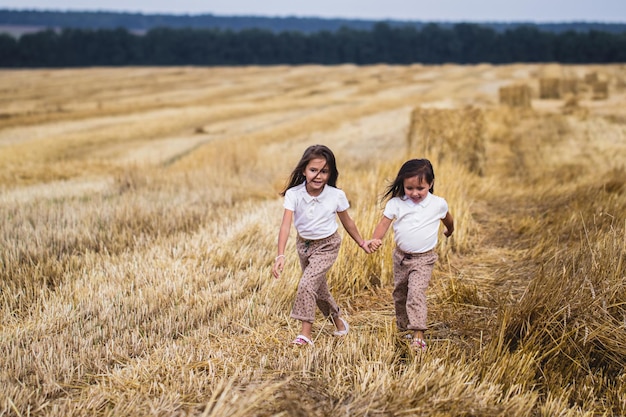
[383, 193, 448, 253]
[284, 182, 350, 240]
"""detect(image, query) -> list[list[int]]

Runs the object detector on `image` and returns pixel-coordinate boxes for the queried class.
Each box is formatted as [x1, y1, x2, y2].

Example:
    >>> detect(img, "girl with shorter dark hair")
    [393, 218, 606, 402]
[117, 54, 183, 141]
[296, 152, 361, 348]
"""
[273, 145, 374, 346]
[369, 159, 454, 351]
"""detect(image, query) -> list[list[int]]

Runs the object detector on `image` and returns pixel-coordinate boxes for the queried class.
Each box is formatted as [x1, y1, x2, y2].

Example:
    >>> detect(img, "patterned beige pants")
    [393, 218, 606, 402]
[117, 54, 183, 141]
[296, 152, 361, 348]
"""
[290, 232, 342, 323]
[392, 248, 438, 331]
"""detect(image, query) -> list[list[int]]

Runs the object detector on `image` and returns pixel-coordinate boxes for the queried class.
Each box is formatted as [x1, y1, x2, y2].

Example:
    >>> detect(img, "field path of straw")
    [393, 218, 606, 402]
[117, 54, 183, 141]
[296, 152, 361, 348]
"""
[1, 64, 625, 416]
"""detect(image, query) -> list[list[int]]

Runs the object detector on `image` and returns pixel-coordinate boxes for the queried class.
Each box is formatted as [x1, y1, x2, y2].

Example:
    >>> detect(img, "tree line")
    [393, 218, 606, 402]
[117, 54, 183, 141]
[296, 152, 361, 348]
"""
[3, 9, 626, 34]
[1, 22, 625, 67]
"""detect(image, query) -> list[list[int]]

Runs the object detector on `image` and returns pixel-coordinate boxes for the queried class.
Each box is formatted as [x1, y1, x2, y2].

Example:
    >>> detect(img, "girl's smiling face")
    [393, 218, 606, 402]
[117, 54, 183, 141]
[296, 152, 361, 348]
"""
[303, 157, 329, 196]
[403, 175, 432, 204]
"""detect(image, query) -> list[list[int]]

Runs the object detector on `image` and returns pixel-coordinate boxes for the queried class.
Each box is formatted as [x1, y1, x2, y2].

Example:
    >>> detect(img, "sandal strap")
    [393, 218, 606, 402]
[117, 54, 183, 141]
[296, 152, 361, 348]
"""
[332, 317, 349, 336]
[292, 335, 313, 345]
[412, 337, 427, 350]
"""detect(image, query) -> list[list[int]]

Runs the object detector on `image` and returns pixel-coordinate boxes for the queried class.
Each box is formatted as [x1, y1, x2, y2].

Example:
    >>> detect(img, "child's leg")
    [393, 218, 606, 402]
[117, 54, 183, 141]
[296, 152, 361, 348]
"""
[309, 234, 342, 320]
[290, 233, 341, 325]
[299, 320, 313, 339]
[332, 315, 347, 332]
[392, 249, 410, 332]
[316, 277, 346, 331]
[406, 251, 438, 334]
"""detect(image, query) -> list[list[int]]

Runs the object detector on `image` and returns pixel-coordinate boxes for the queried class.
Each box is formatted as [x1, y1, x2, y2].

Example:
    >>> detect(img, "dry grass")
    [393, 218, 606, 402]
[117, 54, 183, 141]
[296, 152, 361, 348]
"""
[1, 63, 625, 416]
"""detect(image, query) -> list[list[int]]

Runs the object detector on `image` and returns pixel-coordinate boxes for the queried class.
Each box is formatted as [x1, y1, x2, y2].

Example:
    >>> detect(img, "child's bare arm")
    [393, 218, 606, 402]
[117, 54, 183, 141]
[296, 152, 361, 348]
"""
[442, 212, 454, 237]
[337, 210, 372, 253]
[372, 216, 392, 240]
[273, 209, 293, 278]
[369, 216, 392, 251]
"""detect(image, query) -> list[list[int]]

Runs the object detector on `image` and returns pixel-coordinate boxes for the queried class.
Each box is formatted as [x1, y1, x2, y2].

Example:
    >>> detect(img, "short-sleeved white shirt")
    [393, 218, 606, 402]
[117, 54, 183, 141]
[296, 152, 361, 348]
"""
[383, 193, 448, 253]
[284, 182, 350, 240]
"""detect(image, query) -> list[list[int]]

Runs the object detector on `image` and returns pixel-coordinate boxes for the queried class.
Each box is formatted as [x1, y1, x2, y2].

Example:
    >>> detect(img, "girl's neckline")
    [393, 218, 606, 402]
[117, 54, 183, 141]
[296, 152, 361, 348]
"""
[305, 183, 325, 198]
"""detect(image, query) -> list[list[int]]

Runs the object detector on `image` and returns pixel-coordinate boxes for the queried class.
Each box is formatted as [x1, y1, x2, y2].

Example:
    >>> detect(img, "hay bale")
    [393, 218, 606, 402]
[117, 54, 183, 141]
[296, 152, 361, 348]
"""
[539, 78, 561, 99]
[408, 106, 485, 175]
[584, 72, 599, 84]
[592, 81, 609, 100]
[499, 84, 532, 108]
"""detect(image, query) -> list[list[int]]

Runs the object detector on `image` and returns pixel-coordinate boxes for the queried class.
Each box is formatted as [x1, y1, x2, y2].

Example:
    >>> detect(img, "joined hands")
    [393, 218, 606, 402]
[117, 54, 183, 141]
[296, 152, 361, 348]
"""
[274, 238, 383, 279]
[361, 239, 383, 253]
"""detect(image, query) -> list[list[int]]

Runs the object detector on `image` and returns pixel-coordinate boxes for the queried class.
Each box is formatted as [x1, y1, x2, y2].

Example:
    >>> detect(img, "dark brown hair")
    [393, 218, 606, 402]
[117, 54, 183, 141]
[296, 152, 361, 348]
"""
[280, 145, 339, 196]
[383, 158, 435, 201]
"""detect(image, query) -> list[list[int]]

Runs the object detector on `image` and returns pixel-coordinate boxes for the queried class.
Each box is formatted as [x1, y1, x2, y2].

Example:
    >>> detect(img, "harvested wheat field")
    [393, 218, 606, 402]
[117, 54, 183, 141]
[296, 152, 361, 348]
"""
[1, 63, 625, 416]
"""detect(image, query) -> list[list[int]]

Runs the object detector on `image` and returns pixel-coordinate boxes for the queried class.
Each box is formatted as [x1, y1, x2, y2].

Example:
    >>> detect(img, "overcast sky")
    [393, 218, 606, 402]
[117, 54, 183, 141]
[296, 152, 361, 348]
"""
[2, 0, 625, 23]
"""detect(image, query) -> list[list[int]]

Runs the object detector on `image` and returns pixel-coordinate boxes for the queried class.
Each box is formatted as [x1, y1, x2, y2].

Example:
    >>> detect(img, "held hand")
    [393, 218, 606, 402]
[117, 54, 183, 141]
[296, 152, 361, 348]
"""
[272, 256, 285, 278]
[359, 240, 373, 254]
[369, 239, 383, 252]
[360, 239, 381, 254]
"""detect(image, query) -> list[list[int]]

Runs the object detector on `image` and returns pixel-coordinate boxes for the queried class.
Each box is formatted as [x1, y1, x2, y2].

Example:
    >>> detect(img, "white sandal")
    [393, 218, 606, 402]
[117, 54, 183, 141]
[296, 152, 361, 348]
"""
[291, 334, 314, 346]
[332, 317, 349, 336]
[411, 337, 427, 351]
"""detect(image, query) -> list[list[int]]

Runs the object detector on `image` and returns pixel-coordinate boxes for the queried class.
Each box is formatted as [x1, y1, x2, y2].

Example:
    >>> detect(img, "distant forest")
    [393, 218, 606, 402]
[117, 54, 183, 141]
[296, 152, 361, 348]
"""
[3, 9, 626, 34]
[1, 9, 625, 67]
